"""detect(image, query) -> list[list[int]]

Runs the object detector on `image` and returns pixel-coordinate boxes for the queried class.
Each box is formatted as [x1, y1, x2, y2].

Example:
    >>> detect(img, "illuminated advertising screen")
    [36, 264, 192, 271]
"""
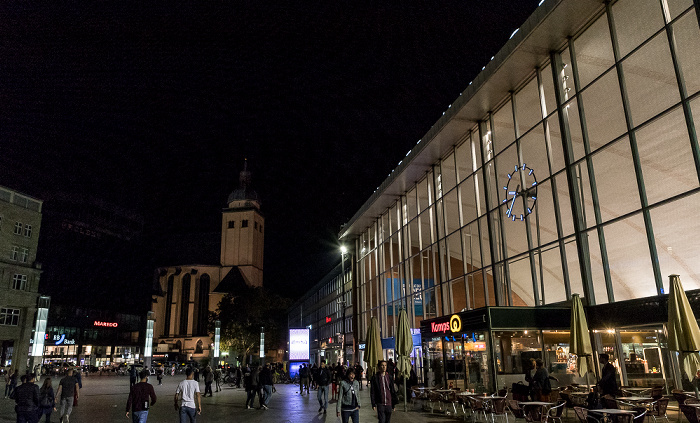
[289, 328, 310, 360]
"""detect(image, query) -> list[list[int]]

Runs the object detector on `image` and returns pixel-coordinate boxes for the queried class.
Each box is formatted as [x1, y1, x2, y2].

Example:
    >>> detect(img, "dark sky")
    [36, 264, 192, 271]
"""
[0, 1, 539, 299]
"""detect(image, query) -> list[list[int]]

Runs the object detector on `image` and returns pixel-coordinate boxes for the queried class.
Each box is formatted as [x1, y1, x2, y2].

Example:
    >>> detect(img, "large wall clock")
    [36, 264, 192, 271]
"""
[502, 164, 538, 221]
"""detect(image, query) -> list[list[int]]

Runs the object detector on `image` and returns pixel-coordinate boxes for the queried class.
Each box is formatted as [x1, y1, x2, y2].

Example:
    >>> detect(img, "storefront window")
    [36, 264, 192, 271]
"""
[425, 337, 444, 387]
[618, 328, 672, 389]
[542, 330, 579, 385]
[494, 330, 541, 375]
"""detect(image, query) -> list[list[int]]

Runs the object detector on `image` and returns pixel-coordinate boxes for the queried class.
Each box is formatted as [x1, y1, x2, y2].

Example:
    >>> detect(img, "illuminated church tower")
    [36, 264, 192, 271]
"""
[220, 160, 264, 287]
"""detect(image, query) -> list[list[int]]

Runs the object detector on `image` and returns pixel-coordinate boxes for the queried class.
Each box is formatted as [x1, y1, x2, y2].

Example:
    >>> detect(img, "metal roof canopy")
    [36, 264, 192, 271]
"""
[339, 0, 604, 241]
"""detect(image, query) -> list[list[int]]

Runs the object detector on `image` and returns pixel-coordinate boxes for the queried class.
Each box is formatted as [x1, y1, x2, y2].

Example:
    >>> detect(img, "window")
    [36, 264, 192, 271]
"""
[228, 220, 235, 229]
[260, 224, 263, 233]
[24, 224, 32, 238]
[11, 246, 19, 261]
[20, 247, 28, 263]
[242, 220, 248, 228]
[254, 221, 258, 229]
[0, 308, 20, 326]
[12, 274, 27, 290]
[14, 222, 22, 235]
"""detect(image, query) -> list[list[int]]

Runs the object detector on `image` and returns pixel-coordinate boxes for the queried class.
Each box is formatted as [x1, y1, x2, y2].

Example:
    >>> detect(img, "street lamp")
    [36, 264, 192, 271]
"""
[339, 245, 348, 366]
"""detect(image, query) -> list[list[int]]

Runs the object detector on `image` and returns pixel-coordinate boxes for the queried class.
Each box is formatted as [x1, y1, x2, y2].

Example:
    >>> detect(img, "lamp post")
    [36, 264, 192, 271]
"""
[339, 245, 347, 366]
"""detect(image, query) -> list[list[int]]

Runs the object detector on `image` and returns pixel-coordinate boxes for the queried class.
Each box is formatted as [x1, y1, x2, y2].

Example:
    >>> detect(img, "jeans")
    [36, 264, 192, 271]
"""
[59, 397, 73, 419]
[204, 382, 212, 396]
[179, 406, 197, 423]
[377, 404, 393, 423]
[245, 388, 257, 408]
[317, 385, 329, 410]
[341, 408, 360, 423]
[261, 385, 272, 407]
[131, 410, 149, 423]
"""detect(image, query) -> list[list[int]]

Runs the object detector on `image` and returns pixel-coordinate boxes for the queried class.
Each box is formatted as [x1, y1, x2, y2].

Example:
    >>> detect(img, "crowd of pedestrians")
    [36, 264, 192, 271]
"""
[5, 357, 408, 423]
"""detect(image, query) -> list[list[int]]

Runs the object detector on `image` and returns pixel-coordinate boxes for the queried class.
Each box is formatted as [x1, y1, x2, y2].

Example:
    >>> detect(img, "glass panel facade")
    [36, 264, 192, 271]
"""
[350, 0, 700, 390]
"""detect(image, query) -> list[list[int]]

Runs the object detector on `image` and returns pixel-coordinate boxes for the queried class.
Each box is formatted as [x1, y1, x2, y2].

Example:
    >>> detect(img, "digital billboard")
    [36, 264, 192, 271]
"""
[289, 328, 310, 360]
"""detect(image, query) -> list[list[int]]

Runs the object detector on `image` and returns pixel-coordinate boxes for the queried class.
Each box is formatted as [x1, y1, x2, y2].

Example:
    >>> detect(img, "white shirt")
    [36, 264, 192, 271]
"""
[176, 379, 200, 408]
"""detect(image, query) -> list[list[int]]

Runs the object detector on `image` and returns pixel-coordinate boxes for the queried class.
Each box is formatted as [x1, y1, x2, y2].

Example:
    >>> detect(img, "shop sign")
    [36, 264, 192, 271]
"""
[53, 334, 76, 345]
[94, 321, 118, 328]
[430, 314, 462, 333]
[358, 343, 366, 350]
[325, 316, 332, 323]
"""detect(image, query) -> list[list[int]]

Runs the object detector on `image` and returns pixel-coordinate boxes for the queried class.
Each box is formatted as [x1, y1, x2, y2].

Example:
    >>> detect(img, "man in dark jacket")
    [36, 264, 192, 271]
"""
[370, 360, 398, 423]
[126, 369, 157, 422]
[598, 354, 618, 397]
[259, 363, 274, 409]
[316, 360, 332, 414]
[14, 373, 40, 423]
[354, 362, 364, 390]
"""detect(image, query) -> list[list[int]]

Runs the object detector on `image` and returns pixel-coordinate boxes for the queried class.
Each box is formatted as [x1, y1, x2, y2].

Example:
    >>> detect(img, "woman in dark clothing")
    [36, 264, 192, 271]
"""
[38, 377, 55, 423]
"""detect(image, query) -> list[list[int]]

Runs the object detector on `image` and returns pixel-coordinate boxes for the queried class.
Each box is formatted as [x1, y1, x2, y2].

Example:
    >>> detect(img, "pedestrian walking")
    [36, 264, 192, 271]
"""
[243, 365, 257, 409]
[126, 369, 157, 423]
[310, 364, 318, 390]
[14, 373, 40, 423]
[370, 360, 398, 423]
[156, 365, 164, 386]
[299, 364, 309, 395]
[8, 368, 18, 399]
[203, 366, 213, 397]
[354, 363, 364, 391]
[130, 365, 139, 388]
[174, 368, 201, 423]
[259, 363, 273, 409]
[316, 360, 332, 414]
[214, 366, 222, 392]
[337, 368, 361, 423]
[56, 368, 79, 423]
[3, 367, 12, 398]
[38, 377, 55, 423]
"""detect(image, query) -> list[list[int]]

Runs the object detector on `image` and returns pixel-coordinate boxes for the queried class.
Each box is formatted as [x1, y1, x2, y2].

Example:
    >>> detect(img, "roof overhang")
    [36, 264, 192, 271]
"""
[339, 0, 604, 241]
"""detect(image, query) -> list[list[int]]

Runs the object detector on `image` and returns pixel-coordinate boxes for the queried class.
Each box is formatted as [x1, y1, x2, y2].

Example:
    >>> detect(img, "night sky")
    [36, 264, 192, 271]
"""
[0, 1, 539, 301]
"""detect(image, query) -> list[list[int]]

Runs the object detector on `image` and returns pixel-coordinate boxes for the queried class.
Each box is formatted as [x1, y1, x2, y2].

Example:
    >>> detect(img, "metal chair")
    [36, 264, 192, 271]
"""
[492, 397, 513, 423]
[650, 387, 664, 401]
[469, 396, 490, 422]
[574, 406, 590, 423]
[680, 404, 700, 423]
[647, 398, 670, 423]
[547, 401, 566, 423]
[523, 403, 548, 423]
[507, 399, 526, 419]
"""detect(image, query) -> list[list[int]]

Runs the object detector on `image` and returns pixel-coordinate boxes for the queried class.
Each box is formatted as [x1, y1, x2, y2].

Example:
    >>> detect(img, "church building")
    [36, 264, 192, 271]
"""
[151, 162, 263, 362]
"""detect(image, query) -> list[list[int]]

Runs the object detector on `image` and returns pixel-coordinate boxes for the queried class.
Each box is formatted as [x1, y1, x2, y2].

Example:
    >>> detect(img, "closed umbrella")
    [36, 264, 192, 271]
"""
[395, 308, 414, 411]
[667, 274, 700, 398]
[570, 293, 593, 389]
[364, 316, 383, 384]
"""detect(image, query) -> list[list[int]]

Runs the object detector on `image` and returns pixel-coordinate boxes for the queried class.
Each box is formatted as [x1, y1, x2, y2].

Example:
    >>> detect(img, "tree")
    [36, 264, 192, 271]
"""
[210, 285, 290, 365]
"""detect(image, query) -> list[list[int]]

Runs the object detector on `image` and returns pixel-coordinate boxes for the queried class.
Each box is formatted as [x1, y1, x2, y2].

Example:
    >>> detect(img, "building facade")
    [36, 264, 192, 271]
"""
[288, 253, 353, 366]
[42, 305, 143, 368]
[0, 185, 43, 373]
[340, 0, 700, 393]
[151, 163, 264, 362]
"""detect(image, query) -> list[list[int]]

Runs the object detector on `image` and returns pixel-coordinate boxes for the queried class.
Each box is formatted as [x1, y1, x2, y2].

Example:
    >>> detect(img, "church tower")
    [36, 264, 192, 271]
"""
[220, 160, 264, 287]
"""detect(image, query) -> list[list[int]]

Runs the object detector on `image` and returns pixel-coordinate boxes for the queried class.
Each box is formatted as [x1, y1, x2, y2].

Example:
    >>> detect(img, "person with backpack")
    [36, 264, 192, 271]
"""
[38, 377, 55, 423]
[316, 360, 332, 414]
[531, 359, 555, 401]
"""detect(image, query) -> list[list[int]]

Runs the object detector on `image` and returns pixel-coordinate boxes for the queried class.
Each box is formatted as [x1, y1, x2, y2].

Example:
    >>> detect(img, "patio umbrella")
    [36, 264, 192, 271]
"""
[364, 316, 383, 384]
[667, 274, 700, 398]
[395, 308, 414, 411]
[569, 293, 593, 388]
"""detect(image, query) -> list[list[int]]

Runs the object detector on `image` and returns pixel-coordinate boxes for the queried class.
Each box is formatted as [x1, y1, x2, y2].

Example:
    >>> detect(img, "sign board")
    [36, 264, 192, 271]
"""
[289, 328, 310, 360]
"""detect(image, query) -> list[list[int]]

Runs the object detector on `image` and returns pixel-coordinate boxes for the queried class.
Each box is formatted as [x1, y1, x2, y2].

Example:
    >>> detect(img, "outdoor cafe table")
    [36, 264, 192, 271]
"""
[616, 397, 653, 403]
[589, 408, 636, 421]
[519, 402, 555, 406]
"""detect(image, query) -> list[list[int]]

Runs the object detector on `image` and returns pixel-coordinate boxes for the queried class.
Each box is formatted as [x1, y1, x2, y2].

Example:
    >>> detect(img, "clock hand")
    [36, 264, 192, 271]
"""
[507, 184, 520, 217]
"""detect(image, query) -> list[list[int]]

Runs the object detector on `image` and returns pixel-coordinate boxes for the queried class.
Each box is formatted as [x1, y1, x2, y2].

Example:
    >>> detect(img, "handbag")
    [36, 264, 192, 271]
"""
[512, 381, 530, 400]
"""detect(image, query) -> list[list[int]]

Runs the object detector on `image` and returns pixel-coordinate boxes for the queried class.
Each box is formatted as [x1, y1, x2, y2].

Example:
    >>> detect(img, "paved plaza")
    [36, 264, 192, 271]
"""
[0, 373, 456, 423]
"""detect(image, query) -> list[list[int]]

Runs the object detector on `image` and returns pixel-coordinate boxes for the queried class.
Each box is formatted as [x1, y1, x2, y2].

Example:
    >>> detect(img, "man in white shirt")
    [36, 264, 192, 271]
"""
[174, 368, 201, 422]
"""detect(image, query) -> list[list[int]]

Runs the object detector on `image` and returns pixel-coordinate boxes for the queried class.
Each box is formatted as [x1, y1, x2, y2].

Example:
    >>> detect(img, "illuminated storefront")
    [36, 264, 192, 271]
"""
[339, 0, 700, 392]
[42, 305, 144, 367]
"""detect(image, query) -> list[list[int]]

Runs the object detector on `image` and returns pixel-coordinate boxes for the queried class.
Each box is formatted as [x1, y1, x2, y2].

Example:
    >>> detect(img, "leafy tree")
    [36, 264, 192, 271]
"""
[210, 286, 290, 365]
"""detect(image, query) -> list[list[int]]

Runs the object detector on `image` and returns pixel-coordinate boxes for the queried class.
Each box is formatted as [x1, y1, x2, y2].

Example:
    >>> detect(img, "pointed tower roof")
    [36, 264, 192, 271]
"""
[227, 159, 261, 207]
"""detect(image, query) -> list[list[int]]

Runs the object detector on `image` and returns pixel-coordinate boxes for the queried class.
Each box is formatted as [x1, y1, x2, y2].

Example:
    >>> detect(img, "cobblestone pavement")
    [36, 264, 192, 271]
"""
[0, 373, 460, 423]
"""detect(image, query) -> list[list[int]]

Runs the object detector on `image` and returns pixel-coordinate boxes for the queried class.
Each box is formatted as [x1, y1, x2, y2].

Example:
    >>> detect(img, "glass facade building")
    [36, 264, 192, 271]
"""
[339, 0, 700, 393]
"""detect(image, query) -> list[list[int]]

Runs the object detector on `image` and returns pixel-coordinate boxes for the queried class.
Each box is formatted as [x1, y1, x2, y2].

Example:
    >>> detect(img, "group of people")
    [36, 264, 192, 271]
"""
[241, 363, 275, 410]
[11, 367, 80, 423]
[297, 361, 366, 396]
